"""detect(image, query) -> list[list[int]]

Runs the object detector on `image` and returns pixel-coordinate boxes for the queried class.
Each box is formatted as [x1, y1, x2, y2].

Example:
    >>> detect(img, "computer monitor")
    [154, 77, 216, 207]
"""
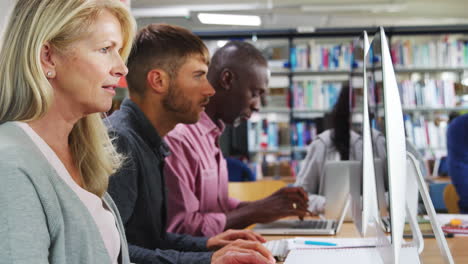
[365, 27, 408, 263]
[349, 31, 369, 236]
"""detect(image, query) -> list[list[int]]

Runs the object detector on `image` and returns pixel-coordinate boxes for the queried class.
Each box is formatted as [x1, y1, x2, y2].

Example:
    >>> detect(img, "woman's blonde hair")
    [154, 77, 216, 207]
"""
[0, 0, 136, 197]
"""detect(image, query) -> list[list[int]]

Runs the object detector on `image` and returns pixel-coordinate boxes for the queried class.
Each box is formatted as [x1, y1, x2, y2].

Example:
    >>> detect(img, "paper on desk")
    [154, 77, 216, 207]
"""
[287, 237, 379, 250]
[432, 214, 468, 236]
[433, 214, 468, 226]
[284, 246, 421, 264]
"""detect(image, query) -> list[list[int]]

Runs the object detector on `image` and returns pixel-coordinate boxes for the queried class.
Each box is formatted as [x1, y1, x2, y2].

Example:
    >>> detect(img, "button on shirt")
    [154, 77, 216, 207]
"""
[164, 112, 241, 237]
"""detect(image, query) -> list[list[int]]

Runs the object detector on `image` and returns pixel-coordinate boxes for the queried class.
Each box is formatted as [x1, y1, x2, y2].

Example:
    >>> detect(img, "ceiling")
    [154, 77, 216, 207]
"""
[132, 0, 468, 31]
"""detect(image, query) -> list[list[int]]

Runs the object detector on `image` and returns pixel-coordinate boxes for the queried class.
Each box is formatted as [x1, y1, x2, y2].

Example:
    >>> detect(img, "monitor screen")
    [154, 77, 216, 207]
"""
[348, 31, 368, 236]
[365, 30, 389, 222]
[366, 27, 408, 263]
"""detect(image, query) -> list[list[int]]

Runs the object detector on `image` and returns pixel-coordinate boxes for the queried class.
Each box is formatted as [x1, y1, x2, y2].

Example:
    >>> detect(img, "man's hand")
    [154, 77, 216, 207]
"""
[207, 229, 266, 250]
[225, 186, 310, 230]
[252, 186, 310, 223]
[211, 240, 275, 264]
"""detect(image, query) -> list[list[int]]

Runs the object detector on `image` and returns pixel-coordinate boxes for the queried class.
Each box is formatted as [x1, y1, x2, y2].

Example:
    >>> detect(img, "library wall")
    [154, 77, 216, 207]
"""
[206, 30, 468, 180]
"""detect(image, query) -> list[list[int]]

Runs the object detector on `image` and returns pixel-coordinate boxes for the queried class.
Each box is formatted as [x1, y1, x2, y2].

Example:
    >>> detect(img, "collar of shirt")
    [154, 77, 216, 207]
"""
[118, 98, 171, 158]
[196, 111, 225, 138]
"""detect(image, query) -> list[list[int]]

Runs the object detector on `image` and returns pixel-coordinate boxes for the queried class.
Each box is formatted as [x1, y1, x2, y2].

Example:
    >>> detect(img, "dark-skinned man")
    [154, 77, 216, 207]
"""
[164, 41, 310, 237]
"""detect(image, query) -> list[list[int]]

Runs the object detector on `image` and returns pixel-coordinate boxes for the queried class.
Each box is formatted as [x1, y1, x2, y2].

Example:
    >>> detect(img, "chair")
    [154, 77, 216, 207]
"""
[444, 183, 460, 214]
[429, 182, 449, 213]
[226, 157, 255, 182]
[228, 180, 286, 202]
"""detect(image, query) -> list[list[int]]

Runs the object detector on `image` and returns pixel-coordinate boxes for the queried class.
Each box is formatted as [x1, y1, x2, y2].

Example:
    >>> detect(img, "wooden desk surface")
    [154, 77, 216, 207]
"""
[263, 222, 468, 263]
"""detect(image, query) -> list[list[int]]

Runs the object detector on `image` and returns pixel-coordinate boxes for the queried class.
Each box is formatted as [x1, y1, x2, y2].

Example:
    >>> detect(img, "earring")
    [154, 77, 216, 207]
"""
[47, 71, 53, 77]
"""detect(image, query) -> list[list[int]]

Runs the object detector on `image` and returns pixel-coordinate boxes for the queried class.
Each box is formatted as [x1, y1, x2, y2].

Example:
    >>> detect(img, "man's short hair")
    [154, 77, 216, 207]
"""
[126, 23, 209, 96]
[208, 41, 267, 83]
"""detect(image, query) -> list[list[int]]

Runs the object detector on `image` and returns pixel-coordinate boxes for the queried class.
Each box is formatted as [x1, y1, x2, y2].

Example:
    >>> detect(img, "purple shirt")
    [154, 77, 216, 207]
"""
[164, 112, 241, 237]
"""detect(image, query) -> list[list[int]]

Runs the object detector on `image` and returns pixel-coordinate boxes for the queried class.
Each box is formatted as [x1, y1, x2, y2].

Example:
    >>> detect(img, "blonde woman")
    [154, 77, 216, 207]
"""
[0, 0, 135, 263]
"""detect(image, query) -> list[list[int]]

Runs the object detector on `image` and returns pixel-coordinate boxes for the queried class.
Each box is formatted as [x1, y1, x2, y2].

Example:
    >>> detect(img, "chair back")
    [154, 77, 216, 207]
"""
[443, 183, 460, 214]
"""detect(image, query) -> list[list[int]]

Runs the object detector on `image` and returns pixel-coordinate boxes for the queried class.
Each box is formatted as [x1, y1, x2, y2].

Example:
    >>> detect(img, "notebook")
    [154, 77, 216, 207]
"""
[264, 237, 379, 261]
[284, 246, 420, 264]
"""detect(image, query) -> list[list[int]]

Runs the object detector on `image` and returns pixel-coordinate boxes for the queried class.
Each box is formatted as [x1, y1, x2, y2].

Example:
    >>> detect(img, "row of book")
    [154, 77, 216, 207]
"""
[247, 120, 290, 150]
[290, 42, 353, 71]
[404, 114, 448, 158]
[285, 38, 468, 70]
[289, 78, 457, 110]
[247, 119, 318, 150]
[391, 38, 468, 68]
[292, 80, 343, 109]
[399, 79, 457, 108]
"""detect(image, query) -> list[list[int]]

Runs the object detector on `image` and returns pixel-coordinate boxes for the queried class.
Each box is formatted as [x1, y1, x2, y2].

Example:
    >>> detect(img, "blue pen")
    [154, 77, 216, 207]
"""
[294, 240, 337, 246]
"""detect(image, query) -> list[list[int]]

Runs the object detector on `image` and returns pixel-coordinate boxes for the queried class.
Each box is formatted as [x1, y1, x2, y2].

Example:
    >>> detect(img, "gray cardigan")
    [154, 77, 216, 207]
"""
[0, 122, 130, 264]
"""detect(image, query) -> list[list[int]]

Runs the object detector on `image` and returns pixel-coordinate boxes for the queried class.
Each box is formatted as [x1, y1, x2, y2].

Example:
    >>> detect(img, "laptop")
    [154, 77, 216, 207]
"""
[254, 193, 350, 235]
[322, 161, 361, 222]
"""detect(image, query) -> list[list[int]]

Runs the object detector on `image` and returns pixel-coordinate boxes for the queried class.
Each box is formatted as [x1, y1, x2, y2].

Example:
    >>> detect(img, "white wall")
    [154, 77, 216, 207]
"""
[0, 0, 14, 37]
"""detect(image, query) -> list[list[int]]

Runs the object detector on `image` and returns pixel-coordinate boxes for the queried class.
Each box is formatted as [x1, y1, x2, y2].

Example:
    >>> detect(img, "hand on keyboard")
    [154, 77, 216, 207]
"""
[264, 239, 288, 262]
[212, 240, 276, 264]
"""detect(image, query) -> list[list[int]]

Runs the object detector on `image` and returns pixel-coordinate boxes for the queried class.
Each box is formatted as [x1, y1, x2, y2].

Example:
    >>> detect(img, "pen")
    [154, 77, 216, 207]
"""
[294, 240, 337, 246]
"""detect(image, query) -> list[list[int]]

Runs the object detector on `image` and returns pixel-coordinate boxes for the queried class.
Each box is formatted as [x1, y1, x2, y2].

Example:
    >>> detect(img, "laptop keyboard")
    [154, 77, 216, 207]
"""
[264, 239, 288, 262]
[292, 220, 329, 229]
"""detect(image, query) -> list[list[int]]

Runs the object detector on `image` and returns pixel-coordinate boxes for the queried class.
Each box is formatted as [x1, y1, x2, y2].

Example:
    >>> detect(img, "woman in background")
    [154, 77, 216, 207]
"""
[294, 83, 390, 214]
[0, 0, 135, 263]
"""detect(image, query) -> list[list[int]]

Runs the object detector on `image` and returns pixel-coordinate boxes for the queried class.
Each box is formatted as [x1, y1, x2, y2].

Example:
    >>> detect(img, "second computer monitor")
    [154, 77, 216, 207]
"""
[366, 27, 408, 263]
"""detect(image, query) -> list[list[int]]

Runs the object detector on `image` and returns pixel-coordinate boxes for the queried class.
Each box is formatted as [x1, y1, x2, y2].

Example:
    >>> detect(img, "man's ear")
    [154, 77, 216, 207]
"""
[147, 69, 169, 94]
[40, 42, 57, 78]
[220, 68, 234, 91]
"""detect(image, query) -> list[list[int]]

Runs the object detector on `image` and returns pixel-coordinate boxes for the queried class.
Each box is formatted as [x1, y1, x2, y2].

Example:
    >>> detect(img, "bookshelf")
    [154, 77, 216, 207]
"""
[199, 26, 468, 177]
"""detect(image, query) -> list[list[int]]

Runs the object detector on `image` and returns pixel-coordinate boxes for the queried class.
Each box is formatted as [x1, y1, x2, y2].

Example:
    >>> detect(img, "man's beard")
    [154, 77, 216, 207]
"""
[162, 82, 192, 114]
[162, 82, 210, 124]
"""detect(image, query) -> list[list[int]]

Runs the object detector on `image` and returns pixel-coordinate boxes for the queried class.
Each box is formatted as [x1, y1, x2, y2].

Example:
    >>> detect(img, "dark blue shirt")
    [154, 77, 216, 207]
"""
[106, 98, 212, 264]
[447, 113, 468, 213]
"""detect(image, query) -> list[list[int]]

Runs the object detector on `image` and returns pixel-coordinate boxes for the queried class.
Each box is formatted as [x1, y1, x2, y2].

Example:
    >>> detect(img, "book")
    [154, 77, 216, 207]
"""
[290, 41, 353, 71]
[391, 37, 468, 68]
[292, 79, 343, 110]
[441, 218, 468, 235]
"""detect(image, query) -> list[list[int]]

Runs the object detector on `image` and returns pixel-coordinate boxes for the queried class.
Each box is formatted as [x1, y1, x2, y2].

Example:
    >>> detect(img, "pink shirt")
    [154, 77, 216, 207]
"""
[164, 112, 241, 237]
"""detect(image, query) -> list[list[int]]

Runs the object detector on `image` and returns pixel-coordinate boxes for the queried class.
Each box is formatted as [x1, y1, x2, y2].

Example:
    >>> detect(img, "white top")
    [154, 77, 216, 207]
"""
[15, 122, 120, 264]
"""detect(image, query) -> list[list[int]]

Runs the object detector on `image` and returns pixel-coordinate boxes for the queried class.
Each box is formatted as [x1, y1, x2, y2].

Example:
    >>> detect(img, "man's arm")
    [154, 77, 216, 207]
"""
[163, 232, 210, 252]
[107, 132, 138, 226]
[225, 187, 310, 230]
[129, 245, 212, 264]
[164, 137, 227, 237]
[108, 132, 214, 264]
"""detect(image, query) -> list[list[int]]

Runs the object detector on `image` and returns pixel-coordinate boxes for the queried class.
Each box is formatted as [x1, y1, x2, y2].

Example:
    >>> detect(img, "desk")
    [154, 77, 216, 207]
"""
[260, 176, 296, 185]
[263, 223, 468, 263]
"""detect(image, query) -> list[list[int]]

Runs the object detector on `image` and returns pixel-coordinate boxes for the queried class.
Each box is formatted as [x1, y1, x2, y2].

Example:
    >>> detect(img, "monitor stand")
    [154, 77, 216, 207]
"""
[406, 152, 454, 264]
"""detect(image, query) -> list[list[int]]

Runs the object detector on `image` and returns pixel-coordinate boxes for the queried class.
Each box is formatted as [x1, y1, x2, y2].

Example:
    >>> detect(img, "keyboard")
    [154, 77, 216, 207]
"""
[264, 239, 288, 262]
[292, 219, 329, 229]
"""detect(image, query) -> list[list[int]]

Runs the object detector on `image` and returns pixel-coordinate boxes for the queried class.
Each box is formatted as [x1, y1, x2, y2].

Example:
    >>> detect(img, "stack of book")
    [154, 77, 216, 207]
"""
[290, 121, 318, 147]
[404, 114, 448, 157]
[398, 79, 456, 108]
[391, 38, 468, 68]
[292, 80, 343, 110]
[247, 119, 291, 151]
[290, 42, 353, 71]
